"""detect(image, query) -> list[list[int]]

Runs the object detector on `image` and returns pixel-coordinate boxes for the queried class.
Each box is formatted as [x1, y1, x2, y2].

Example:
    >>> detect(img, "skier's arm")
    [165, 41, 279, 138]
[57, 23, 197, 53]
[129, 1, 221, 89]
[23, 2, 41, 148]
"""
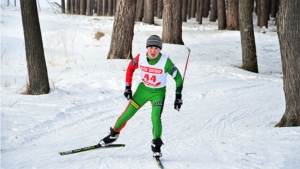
[165, 58, 183, 94]
[125, 54, 140, 87]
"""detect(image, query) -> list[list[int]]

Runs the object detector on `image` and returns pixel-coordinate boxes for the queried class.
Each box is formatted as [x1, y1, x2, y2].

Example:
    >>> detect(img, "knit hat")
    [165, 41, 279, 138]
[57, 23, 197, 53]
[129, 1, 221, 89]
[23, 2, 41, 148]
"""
[146, 35, 162, 49]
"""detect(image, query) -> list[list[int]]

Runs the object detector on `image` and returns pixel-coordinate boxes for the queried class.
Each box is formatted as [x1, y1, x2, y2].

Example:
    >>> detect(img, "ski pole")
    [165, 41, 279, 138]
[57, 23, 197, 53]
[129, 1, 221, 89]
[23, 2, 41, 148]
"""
[182, 47, 191, 84]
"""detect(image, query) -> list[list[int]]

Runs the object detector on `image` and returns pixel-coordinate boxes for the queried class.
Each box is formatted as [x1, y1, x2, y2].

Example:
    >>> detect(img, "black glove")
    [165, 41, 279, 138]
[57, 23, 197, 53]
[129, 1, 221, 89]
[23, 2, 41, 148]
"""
[124, 86, 132, 100]
[174, 94, 183, 111]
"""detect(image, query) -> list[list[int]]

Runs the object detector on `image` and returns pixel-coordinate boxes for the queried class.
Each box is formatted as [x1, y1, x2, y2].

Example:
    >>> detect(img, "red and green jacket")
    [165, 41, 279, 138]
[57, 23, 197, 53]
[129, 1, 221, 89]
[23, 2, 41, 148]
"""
[125, 52, 183, 94]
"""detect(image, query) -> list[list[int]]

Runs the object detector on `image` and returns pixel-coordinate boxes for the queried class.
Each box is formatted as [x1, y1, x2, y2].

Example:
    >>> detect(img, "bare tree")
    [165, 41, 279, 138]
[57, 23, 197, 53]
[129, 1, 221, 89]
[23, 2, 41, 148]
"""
[197, 0, 204, 24]
[157, 0, 163, 19]
[97, 0, 102, 16]
[217, 0, 226, 30]
[108, 0, 113, 16]
[144, 0, 154, 24]
[239, 0, 258, 73]
[226, 0, 239, 30]
[61, 0, 65, 13]
[135, 0, 144, 21]
[107, 0, 137, 59]
[182, 0, 188, 22]
[20, 0, 50, 95]
[162, 0, 184, 45]
[210, 0, 218, 22]
[276, 1, 300, 127]
[259, 0, 269, 28]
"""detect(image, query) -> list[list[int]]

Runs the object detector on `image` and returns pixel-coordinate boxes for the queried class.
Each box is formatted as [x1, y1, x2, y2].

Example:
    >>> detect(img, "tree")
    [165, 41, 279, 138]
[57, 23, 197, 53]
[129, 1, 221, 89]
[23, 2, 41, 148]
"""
[259, 0, 269, 28]
[239, 0, 258, 73]
[157, 0, 163, 19]
[209, 0, 218, 22]
[20, 0, 50, 95]
[162, 0, 184, 45]
[182, 0, 188, 22]
[197, 0, 204, 24]
[226, 0, 239, 30]
[61, 0, 65, 13]
[135, 0, 144, 21]
[217, 0, 226, 30]
[107, 0, 137, 59]
[144, 0, 154, 24]
[275, 1, 300, 127]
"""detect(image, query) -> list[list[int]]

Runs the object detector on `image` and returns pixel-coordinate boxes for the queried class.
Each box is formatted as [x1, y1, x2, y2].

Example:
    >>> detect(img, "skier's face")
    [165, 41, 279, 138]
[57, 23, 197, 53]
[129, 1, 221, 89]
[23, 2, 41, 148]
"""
[147, 46, 161, 59]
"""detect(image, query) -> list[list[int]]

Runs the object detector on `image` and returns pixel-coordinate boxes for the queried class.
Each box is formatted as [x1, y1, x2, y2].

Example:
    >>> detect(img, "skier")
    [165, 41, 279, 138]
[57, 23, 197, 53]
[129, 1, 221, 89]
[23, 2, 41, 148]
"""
[99, 35, 183, 157]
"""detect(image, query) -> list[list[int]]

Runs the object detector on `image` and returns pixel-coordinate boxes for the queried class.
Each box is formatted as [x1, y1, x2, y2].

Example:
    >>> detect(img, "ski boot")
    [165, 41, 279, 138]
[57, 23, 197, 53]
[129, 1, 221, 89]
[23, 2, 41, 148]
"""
[151, 138, 163, 157]
[99, 127, 120, 146]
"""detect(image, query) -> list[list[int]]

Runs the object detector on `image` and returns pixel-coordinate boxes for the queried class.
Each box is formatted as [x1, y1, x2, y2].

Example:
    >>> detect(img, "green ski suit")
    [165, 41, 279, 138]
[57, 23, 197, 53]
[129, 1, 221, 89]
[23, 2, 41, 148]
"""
[113, 52, 183, 139]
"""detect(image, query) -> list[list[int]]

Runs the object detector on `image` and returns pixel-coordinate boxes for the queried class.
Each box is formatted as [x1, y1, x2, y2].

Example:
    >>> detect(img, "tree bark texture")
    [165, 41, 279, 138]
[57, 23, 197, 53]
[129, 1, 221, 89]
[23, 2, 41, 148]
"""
[135, 0, 144, 21]
[157, 0, 163, 19]
[20, 0, 50, 95]
[239, 0, 258, 73]
[209, 0, 218, 22]
[182, 0, 188, 22]
[107, 0, 137, 59]
[162, 0, 184, 45]
[108, 0, 113, 16]
[80, 0, 86, 15]
[97, 0, 102, 16]
[144, 0, 154, 24]
[217, 0, 226, 30]
[61, 0, 65, 13]
[197, 0, 204, 24]
[226, 0, 239, 30]
[260, 0, 269, 28]
[276, 1, 300, 127]
[202, 0, 210, 18]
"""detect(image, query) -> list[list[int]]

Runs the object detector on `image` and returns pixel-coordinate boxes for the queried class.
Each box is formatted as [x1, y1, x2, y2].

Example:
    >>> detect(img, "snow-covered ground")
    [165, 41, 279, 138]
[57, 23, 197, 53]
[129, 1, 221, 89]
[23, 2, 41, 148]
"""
[1, 1, 300, 169]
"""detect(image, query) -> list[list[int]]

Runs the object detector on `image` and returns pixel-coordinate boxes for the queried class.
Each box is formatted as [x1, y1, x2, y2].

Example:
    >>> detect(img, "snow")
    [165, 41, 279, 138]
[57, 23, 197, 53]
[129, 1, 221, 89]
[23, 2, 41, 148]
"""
[1, 1, 300, 169]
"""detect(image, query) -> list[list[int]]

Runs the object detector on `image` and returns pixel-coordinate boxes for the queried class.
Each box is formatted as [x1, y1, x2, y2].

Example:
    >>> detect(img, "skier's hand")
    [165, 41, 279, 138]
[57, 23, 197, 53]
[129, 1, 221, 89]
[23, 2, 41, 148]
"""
[124, 86, 132, 100]
[174, 94, 183, 111]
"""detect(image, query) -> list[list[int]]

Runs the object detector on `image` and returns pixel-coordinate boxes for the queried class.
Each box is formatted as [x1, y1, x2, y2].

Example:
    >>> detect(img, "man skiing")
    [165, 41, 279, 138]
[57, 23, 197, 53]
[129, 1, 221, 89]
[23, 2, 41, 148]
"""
[99, 35, 183, 157]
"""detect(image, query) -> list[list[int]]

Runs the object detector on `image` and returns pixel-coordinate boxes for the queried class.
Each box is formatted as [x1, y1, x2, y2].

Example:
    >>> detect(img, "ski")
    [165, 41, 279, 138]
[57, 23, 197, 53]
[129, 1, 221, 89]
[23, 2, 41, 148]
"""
[59, 144, 125, 156]
[154, 156, 164, 169]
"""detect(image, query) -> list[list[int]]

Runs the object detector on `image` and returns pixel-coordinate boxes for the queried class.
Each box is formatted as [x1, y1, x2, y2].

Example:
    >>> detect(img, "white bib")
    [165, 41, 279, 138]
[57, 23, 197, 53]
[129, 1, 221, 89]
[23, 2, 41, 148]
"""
[139, 53, 168, 88]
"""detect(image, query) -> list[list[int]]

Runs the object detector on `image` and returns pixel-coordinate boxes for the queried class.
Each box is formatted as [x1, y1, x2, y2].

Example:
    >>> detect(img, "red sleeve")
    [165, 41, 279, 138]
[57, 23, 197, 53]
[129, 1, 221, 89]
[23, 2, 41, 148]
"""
[125, 54, 140, 86]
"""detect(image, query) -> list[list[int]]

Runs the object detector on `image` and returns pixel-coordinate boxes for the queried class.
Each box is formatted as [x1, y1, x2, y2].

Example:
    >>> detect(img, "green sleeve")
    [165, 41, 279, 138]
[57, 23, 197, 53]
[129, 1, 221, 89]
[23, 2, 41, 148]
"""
[165, 58, 183, 94]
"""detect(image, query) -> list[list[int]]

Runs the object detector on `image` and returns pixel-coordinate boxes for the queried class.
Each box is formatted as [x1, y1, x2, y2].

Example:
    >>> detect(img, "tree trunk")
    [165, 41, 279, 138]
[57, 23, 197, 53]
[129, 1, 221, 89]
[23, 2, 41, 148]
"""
[102, 0, 107, 15]
[61, 0, 65, 13]
[20, 0, 50, 95]
[162, 0, 184, 45]
[276, 1, 300, 127]
[144, 0, 154, 24]
[182, 0, 188, 22]
[75, 0, 80, 14]
[210, 0, 218, 22]
[80, 0, 85, 15]
[108, 0, 113, 16]
[97, 0, 102, 16]
[217, 0, 226, 30]
[239, 0, 258, 73]
[135, 0, 144, 21]
[107, 0, 137, 59]
[191, 0, 196, 18]
[197, 0, 204, 24]
[86, 0, 92, 15]
[202, 0, 209, 18]
[157, 0, 163, 19]
[256, 0, 261, 26]
[270, 0, 277, 18]
[226, 0, 239, 30]
[260, 0, 269, 28]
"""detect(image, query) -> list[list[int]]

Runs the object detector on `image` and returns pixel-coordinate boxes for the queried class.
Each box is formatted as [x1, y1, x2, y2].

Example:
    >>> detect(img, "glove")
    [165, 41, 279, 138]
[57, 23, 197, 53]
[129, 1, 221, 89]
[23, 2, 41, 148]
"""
[174, 94, 183, 111]
[124, 86, 132, 100]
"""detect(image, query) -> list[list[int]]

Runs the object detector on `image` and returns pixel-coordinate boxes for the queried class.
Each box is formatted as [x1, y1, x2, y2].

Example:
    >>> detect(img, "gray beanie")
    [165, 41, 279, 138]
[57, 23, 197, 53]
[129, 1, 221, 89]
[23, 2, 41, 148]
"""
[146, 35, 162, 49]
